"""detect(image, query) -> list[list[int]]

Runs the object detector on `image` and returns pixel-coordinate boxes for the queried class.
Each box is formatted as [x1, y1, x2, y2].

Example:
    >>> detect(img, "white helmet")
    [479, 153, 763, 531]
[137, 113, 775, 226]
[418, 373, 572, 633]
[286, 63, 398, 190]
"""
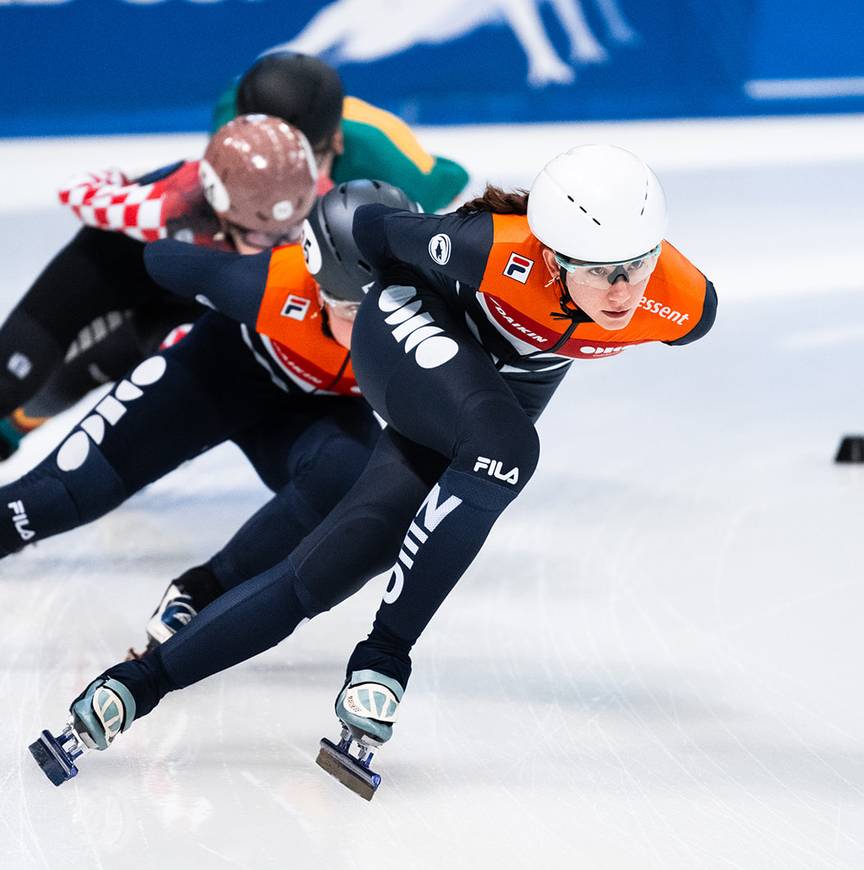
[527, 144, 668, 263]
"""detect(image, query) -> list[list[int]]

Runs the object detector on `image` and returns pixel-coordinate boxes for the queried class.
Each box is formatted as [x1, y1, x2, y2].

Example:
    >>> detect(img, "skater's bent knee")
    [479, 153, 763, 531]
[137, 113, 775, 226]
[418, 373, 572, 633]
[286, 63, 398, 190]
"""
[455, 392, 539, 490]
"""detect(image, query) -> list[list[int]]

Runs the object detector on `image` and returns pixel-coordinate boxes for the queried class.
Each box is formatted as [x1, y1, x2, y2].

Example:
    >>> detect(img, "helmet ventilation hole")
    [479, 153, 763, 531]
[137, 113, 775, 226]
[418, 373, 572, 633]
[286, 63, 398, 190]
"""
[566, 194, 600, 224]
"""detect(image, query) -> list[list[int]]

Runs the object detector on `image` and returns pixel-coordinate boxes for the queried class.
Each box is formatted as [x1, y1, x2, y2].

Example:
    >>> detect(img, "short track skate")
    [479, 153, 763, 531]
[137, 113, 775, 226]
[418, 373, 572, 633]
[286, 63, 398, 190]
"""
[29, 724, 87, 786]
[30, 677, 133, 786]
[316, 725, 382, 801]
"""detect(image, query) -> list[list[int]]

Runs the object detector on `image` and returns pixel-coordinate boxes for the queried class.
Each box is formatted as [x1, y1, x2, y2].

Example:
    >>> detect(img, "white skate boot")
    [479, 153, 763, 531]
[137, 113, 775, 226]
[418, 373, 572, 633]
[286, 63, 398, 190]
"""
[29, 677, 136, 786]
[316, 670, 404, 800]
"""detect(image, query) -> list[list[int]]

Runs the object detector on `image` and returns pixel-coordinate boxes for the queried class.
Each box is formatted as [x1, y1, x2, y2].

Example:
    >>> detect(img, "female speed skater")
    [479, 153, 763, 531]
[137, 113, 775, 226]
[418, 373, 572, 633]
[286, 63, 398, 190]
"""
[2, 183, 418, 632]
[0, 52, 468, 458]
[33, 145, 717, 800]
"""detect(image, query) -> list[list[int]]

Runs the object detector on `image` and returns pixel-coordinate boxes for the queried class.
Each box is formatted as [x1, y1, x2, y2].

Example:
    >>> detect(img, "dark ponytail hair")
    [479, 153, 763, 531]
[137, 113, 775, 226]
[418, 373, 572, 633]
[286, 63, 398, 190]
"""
[457, 184, 529, 216]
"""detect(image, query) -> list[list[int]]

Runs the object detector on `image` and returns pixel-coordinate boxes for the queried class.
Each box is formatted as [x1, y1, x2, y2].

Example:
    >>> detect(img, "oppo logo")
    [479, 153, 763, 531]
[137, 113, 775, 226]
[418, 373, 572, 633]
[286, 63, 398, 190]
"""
[378, 285, 459, 369]
[578, 345, 623, 356]
[56, 356, 167, 472]
[383, 483, 463, 605]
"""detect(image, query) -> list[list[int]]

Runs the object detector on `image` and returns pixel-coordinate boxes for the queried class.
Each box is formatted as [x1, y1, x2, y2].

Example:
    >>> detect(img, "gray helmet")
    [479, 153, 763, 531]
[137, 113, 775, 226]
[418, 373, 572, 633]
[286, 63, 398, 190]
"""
[301, 179, 418, 302]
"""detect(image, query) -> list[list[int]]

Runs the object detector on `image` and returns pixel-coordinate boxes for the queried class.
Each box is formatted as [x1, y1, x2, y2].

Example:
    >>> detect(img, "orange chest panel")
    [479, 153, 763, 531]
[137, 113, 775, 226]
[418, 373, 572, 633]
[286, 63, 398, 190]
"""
[255, 245, 357, 395]
[477, 215, 708, 359]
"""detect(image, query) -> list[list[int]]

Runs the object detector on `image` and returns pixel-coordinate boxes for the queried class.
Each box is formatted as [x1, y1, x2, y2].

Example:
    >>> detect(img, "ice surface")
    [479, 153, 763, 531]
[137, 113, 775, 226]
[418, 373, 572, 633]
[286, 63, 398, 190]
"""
[1, 118, 863, 870]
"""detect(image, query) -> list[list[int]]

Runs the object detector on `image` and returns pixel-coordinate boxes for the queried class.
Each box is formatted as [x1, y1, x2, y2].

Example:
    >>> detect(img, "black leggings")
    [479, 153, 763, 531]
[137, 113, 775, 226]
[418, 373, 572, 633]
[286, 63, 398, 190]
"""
[0, 227, 201, 420]
[107, 281, 549, 718]
[0, 312, 380, 589]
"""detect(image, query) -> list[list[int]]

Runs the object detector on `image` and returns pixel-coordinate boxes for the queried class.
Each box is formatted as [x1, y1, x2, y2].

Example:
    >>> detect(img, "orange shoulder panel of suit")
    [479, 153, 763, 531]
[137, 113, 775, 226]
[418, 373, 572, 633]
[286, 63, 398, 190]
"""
[255, 244, 349, 370]
[478, 214, 576, 322]
[481, 216, 708, 346]
[481, 214, 562, 313]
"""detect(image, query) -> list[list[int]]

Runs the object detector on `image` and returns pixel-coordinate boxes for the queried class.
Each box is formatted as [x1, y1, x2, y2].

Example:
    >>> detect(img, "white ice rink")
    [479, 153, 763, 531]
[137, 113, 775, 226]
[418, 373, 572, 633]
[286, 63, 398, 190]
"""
[1, 116, 863, 870]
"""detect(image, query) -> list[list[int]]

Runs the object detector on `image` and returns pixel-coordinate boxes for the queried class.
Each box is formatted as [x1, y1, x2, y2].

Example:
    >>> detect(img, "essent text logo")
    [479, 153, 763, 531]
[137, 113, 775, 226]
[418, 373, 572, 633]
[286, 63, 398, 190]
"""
[638, 296, 690, 326]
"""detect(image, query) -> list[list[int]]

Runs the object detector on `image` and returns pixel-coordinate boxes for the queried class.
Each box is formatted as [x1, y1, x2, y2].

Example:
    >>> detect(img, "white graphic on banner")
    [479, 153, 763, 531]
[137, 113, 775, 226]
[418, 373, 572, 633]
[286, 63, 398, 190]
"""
[268, 0, 639, 87]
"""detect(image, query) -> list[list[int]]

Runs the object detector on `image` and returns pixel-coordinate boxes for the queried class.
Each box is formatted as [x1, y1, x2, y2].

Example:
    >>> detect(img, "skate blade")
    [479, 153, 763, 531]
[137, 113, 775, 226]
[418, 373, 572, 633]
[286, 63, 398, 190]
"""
[28, 730, 79, 786]
[316, 738, 381, 801]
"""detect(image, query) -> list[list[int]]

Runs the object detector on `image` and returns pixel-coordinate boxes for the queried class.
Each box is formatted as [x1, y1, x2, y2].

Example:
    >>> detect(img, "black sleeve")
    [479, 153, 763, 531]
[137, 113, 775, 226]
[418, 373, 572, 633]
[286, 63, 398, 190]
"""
[352, 204, 493, 291]
[143, 240, 270, 329]
[666, 279, 717, 346]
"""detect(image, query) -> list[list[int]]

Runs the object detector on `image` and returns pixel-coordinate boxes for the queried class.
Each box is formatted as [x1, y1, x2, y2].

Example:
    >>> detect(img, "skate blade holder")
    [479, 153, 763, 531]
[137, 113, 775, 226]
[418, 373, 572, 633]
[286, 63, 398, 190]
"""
[316, 728, 382, 801]
[29, 725, 86, 786]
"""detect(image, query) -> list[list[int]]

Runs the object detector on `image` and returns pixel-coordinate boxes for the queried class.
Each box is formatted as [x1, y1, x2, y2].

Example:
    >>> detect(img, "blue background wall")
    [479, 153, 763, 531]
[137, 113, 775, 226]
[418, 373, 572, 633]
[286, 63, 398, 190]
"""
[1, 0, 862, 136]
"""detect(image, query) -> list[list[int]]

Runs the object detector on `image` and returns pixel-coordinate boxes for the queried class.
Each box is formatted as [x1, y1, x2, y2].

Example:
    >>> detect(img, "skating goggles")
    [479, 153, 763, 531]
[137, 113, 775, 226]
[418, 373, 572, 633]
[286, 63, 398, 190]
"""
[228, 223, 299, 250]
[554, 244, 662, 290]
[319, 288, 361, 319]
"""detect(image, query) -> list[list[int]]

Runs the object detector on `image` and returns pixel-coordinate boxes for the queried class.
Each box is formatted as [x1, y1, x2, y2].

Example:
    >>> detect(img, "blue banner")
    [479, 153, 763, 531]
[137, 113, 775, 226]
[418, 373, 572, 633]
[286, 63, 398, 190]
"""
[1, 0, 863, 136]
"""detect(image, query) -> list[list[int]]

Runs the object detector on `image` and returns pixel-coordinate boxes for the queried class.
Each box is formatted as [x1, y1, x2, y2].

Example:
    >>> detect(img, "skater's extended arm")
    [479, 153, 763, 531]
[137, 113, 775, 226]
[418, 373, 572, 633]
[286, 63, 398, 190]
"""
[59, 161, 224, 247]
[352, 205, 492, 294]
[664, 278, 717, 346]
[144, 240, 270, 328]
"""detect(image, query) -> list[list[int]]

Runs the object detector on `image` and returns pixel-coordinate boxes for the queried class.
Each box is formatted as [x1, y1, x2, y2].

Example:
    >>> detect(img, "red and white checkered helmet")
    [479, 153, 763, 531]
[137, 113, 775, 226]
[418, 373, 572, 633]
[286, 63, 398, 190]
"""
[200, 114, 318, 242]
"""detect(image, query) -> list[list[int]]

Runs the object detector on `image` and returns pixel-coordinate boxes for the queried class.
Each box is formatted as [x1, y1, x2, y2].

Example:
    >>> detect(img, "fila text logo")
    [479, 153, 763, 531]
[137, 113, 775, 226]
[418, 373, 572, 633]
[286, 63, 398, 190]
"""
[474, 456, 519, 485]
[504, 253, 534, 283]
[378, 285, 459, 369]
[281, 294, 311, 321]
[428, 233, 451, 265]
[56, 356, 167, 473]
[383, 484, 463, 605]
[8, 500, 34, 541]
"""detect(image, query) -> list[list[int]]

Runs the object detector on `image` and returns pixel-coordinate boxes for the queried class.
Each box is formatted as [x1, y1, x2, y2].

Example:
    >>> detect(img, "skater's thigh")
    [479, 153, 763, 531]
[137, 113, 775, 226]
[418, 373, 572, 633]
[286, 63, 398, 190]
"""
[15, 228, 150, 331]
[55, 314, 273, 493]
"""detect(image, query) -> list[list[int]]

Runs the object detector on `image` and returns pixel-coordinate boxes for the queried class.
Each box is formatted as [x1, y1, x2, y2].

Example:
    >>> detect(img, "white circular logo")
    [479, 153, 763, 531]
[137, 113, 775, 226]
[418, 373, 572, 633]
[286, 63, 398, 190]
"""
[301, 219, 323, 275]
[272, 200, 294, 221]
[198, 159, 231, 214]
[428, 233, 451, 265]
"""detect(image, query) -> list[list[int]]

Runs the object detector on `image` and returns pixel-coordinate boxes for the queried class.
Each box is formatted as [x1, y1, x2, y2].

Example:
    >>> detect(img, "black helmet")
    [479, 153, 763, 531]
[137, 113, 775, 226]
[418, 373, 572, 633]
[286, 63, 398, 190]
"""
[236, 52, 344, 150]
[302, 179, 418, 302]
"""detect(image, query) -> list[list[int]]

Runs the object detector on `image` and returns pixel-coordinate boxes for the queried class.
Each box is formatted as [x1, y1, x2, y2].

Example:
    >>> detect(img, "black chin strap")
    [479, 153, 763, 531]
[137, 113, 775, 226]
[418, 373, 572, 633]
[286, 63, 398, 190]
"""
[540, 272, 591, 356]
[549, 273, 590, 324]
